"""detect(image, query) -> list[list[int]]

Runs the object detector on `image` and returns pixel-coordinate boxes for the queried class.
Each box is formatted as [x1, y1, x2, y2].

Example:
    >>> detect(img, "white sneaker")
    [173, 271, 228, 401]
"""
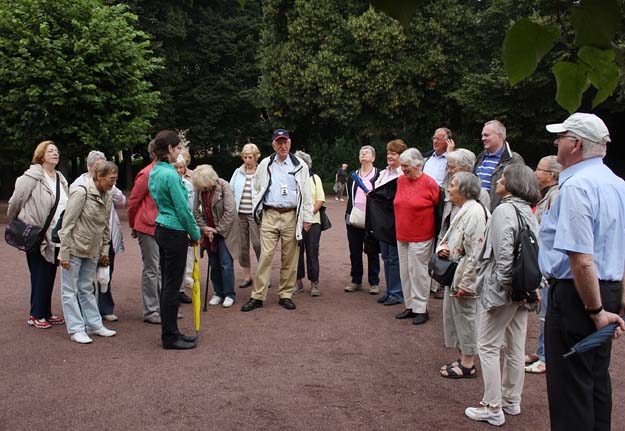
[70, 332, 93, 344]
[89, 327, 117, 337]
[222, 297, 234, 308]
[209, 295, 223, 306]
[502, 404, 521, 416]
[184, 276, 194, 289]
[465, 406, 505, 426]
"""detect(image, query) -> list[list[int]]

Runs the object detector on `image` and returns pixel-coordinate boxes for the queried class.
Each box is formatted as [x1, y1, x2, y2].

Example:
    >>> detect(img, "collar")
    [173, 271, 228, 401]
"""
[559, 157, 603, 187]
[487, 145, 504, 157]
[431, 151, 447, 159]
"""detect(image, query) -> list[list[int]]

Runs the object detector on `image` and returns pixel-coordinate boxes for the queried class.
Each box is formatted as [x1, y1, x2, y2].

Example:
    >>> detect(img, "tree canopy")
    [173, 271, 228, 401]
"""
[0, 0, 161, 177]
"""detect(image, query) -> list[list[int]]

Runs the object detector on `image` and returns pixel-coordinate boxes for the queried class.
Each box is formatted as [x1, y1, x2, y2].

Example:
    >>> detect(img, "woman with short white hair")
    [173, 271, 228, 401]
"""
[193, 164, 241, 308]
[229, 143, 261, 288]
[394, 148, 440, 325]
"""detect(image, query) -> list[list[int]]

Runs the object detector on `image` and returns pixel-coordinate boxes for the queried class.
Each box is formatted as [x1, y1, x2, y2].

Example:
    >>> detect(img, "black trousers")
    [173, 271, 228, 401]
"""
[26, 248, 58, 319]
[297, 223, 321, 282]
[545, 279, 622, 431]
[346, 224, 380, 286]
[97, 247, 115, 315]
[155, 225, 188, 345]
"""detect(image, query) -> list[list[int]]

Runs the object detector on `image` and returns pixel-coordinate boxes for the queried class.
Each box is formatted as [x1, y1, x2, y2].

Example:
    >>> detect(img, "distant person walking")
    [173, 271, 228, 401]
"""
[335, 163, 348, 201]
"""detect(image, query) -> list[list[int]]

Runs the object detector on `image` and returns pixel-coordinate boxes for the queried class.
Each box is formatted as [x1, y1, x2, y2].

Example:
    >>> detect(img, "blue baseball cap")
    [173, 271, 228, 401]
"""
[272, 129, 290, 141]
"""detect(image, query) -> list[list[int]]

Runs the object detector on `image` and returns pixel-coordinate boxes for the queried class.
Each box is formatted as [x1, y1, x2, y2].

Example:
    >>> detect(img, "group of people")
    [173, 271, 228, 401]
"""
[339, 114, 625, 430]
[8, 113, 625, 429]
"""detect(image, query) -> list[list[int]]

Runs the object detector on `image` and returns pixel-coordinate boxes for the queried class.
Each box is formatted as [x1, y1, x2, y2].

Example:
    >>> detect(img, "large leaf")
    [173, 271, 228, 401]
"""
[369, 0, 424, 28]
[571, 0, 619, 49]
[502, 18, 560, 86]
[552, 61, 591, 113]
[578, 46, 620, 107]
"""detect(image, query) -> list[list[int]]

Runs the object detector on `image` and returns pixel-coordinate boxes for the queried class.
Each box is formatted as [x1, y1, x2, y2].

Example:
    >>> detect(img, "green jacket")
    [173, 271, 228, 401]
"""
[148, 162, 200, 241]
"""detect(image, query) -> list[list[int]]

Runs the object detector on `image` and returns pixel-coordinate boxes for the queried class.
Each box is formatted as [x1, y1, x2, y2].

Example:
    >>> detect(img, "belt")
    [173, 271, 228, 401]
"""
[265, 206, 296, 214]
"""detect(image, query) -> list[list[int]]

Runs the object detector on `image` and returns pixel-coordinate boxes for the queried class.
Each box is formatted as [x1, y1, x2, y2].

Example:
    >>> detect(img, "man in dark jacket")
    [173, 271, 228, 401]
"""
[473, 120, 524, 211]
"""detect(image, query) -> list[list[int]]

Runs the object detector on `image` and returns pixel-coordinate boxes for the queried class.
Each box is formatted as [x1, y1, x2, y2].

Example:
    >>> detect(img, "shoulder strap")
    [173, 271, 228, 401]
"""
[41, 173, 61, 236]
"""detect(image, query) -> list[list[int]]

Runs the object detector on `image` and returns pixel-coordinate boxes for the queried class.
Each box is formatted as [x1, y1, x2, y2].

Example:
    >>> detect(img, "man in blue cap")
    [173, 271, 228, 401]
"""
[540, 113, 625, 430]
[241, 129, 313, 311]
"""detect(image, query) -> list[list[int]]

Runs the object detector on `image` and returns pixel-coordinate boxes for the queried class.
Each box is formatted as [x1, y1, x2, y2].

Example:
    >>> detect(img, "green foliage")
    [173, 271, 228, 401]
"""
[0, 0, 161, 170]
[369, 0, 424, 28]
[503, 19, 560, 85]
[570, 0, 620, 48]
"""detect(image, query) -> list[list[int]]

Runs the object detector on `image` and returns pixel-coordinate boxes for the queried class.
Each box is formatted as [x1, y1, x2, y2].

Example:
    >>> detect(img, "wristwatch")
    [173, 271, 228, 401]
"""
[584, 305, 603, 315]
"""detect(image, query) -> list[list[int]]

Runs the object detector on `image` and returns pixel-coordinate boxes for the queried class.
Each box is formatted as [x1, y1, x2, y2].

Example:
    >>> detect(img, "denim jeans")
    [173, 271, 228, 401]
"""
[61, 255, 102, 334]
[208, 235, 235, 299]
[155, 225, 187, 345]
[346, 224, 380, 286]
[26, 248, 58, 319]
[535, 284, 549, 362]
[379, 241, 403, 301]
[97, 247, 116, 316]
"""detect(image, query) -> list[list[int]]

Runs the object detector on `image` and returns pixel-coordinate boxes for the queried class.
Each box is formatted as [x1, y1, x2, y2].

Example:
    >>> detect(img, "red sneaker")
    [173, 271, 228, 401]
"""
[47, 315, 65, 325]
[27, 316, 52, 329]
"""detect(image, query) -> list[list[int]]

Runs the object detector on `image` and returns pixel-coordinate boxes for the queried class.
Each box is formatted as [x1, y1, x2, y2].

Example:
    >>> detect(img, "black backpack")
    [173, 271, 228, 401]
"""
[510, 204, 541, 303]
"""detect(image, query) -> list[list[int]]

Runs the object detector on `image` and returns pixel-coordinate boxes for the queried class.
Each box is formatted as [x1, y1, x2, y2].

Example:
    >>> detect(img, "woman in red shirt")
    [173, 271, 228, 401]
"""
[394, 148, 440, 325]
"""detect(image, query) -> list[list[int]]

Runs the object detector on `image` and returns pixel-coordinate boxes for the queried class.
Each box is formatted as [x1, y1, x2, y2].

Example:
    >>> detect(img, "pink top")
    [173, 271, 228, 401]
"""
[353, 169, 375, 212]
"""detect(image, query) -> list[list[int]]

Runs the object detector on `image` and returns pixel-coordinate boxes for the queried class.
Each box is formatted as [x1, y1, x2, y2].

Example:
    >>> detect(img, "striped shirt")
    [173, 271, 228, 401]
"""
[475, 146, 503, 191]
[239, 174, 254, 214]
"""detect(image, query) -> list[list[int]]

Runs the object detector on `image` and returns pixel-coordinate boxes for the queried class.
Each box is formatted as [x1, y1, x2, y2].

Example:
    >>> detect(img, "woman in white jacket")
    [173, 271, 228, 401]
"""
[229, 143, 261, 288]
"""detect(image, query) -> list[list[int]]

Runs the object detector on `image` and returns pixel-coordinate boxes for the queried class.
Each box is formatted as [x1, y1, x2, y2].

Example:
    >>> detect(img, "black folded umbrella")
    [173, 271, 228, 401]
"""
[563, 314, 625, 358]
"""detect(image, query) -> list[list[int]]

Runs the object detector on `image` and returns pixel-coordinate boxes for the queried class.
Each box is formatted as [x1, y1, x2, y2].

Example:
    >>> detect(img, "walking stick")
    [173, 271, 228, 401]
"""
[202, 248, 210, 312]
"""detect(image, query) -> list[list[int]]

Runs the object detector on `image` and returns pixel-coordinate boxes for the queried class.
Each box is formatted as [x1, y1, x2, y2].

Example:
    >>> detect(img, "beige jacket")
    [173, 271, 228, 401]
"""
[7, 164, 69, 264]
[193, 179, 241, 259]
[59, 176, 111, 261]
[437, 199, 490, 294]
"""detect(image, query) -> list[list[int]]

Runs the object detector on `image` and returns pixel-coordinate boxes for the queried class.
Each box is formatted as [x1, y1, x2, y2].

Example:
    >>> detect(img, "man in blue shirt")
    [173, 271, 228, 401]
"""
[473, 120, 524, 211]
[423, 127, 455, 186]
[540, 113, 625, 431]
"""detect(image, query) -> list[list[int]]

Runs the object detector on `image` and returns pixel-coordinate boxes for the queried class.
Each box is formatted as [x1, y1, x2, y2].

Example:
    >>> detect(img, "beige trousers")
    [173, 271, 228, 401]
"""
[477, 303, 528, 408]
[251, 209, 298, 301]
[397, 239, 433, 313]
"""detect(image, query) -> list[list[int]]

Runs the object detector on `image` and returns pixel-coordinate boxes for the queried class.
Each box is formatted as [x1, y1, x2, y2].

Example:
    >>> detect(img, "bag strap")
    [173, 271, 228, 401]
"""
[40, 173, 61, 238]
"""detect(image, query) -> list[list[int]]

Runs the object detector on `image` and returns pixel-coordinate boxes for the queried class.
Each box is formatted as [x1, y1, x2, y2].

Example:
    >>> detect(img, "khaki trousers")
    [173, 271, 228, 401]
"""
[251, 209, 298, 301]
[477, 303, 528, 408]
[238, 213, 261, 269]
[397, 239, 433, 313]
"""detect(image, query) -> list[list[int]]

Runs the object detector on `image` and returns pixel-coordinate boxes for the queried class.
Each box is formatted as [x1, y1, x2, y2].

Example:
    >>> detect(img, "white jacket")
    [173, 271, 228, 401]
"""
[252, 153, 313, 241]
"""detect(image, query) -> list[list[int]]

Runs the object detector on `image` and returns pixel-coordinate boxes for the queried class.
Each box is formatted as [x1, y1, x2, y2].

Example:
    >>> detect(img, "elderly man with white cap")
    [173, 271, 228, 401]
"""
[540, 113, 625, 431]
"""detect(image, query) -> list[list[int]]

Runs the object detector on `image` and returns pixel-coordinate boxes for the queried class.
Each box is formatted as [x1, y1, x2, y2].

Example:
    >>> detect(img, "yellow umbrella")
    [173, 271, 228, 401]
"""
[192, 244, 201, 332]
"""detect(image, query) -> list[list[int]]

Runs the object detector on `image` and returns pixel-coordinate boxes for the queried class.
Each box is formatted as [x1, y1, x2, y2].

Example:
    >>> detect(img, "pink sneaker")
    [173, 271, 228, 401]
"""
[27, 316, 52, 329]
[47, 315, 65, 325]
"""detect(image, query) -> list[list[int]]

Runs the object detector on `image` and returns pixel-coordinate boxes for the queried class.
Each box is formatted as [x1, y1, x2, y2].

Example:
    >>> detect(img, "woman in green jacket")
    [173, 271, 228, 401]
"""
[148, 130, 201, 350]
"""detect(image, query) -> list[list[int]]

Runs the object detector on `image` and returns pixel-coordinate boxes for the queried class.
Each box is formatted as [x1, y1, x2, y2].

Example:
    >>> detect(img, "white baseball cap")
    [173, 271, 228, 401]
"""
[546, 113, 611, 144]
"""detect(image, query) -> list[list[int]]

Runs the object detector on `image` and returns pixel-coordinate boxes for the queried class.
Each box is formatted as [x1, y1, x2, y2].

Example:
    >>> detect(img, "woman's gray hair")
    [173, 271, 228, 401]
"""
[294, 150, 312, 169]
[399, 148, 424, 169]
[360, 145, 376, 159]
[503, 164, 541, 204]
[539, 155, 563, 179]
[191, 164, 219, 191]
[86, 150, 106, 167]
[148, 140, 156, 160]
[92, 161, 118, 179]
[452, 172, 482, 200]
[447, 148, 476, 172]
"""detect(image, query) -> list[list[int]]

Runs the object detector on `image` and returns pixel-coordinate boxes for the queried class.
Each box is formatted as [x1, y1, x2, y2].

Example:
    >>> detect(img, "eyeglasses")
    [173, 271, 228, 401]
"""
[554, 135, 578, 145]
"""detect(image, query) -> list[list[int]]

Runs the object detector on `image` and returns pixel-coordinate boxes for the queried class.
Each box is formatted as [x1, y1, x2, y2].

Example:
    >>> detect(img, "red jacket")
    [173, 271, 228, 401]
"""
[128, 161, 158, 236]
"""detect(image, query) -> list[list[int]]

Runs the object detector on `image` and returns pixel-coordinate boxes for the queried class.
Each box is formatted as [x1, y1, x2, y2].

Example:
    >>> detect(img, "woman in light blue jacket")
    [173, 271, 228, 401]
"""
[229, 143, 261, 289]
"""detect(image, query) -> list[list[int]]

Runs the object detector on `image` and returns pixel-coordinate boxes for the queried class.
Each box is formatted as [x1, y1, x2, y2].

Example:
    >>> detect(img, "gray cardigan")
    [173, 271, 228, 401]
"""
[476, 196, 539, 310]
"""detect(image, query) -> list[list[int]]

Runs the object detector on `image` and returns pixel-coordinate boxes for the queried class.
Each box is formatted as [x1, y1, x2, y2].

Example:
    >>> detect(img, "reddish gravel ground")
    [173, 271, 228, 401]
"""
[1, 199, 623, 431]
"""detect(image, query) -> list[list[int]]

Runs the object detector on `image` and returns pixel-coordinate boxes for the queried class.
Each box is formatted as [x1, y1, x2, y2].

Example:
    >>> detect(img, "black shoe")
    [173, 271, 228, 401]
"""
[241, 298, 263, 312]
[412, 312, 430, 325]
[377, 294, 389, 304]
[278, 298, 296, 310]
[178, 333, 198, 343]
[179, 292, 192, 304]
[239, 279, 253, 288]
[163, 338, 197, 350]
[384, 298, 402, 306]
[395, 309, 417, 319]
